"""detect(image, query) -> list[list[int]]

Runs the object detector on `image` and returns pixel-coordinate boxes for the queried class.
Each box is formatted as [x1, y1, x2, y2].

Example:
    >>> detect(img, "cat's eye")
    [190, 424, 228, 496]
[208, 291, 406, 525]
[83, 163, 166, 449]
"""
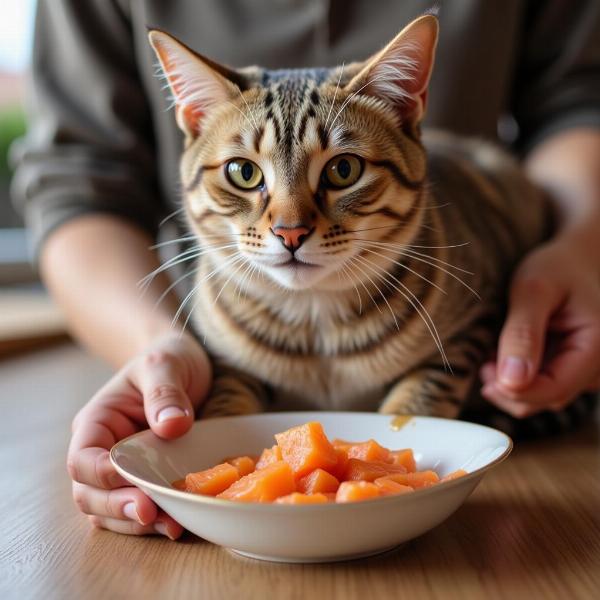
[321, 154, 363, 189]
[226, 159, 264, 190]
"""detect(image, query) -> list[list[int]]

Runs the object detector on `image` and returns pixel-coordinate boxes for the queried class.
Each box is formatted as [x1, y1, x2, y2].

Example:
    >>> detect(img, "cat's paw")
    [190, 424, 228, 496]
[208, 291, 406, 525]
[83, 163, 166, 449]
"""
[200, 391, 264, 418]
[379, 370, 463, 418]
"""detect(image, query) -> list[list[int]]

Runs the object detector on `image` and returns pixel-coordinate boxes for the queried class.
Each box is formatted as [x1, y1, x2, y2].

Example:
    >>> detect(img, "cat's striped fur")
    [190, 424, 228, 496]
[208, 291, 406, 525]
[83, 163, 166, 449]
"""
[150, 16, 592, 437]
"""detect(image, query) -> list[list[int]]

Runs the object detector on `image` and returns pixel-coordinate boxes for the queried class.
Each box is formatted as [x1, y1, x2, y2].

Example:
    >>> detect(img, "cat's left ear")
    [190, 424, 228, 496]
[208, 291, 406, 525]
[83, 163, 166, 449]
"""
[345, 14, 439, 124]
[148, 29, 245, 139]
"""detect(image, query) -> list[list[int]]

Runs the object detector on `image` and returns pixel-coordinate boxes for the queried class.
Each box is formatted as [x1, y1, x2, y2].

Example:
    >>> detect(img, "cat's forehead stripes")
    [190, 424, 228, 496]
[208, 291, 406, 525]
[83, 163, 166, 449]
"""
[256, 67, 339, 161]
[253, 125, 265, 154]
[261, 67, 331, 86]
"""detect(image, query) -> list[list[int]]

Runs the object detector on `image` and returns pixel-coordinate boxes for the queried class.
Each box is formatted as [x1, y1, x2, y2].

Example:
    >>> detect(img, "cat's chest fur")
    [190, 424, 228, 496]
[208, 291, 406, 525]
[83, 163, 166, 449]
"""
[193, 286, 388, 408]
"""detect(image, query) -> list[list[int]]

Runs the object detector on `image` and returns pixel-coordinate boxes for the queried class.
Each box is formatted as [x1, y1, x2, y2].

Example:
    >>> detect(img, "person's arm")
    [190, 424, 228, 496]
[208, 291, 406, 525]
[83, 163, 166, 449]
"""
[525, 129, 600, 233]
[479, 2, 600, 416]
[12, 0, 212, 538]
[480, 129, 600, 415]
[40, 214, 179, 368]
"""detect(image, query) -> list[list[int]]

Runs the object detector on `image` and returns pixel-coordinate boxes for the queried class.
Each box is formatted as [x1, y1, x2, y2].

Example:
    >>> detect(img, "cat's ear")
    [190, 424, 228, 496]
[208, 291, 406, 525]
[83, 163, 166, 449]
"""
[148, 29, 244, 139]
[345, 14, 439, 124]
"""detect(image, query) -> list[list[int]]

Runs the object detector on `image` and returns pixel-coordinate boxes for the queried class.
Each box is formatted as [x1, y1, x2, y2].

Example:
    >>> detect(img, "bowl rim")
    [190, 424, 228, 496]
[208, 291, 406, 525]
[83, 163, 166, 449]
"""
[110, 412, 513, 510]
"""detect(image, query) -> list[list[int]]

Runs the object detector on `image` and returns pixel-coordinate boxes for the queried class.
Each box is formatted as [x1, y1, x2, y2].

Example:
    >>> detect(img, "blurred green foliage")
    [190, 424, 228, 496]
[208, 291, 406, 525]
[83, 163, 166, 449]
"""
[0, 106, 26, 179]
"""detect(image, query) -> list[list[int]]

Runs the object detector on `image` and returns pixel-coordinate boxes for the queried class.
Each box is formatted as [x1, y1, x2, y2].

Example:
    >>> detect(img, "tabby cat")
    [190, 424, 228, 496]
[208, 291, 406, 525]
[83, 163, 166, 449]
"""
[148, 15, 561, 432]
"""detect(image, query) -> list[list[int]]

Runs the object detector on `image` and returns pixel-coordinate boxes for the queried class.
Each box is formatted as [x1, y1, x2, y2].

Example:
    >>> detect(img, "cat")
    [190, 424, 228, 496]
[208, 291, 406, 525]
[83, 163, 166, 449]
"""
[148, 14, 576, 434]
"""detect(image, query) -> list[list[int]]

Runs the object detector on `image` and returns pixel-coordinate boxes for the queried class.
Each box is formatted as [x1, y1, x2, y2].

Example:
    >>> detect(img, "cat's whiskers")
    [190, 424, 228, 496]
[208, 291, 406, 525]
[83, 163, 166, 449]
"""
[352, 254, 451, 371]
[347, 256, 383, 317]
[150, 232, 243, 250]
[324, 62, 344, 132]
[238, 263, 259, 303]
[225, 100, 258, 136]
[140, 245, 203, 290]
[234, 261, 256, 302]
[339, 262, 363, 315]
[328, 74, 394, 132]
[419, 202, 451, 210]
[139, 242, 240, 291]
[352, 238, 480, 298]
[213, 255, 251, 305]
[174, 252, 246, 327]
[348, 256, 396, 327]
[352, 255, 407, 332]
[236, 88, 260, 135]
[153, 265, 200, 310]
[233, 261, 252, 301]
[158, 206, 186, 229]
[399, 249, 481, 300]
[197, 228, 243, 238]
[351, 238, 473, 274]
[420, 222, 442, 234]
[352, 242, 447, 295]
[149, 235, 198, 250]
[179, 253, 248, 336]
[241, 260, 262, 300]
[401, 241, 471, 251]
[247, 260, 265, 289]
[141, 243, 230, 285]
[344, 224, 402, 235]
[344, 225, 463, 243]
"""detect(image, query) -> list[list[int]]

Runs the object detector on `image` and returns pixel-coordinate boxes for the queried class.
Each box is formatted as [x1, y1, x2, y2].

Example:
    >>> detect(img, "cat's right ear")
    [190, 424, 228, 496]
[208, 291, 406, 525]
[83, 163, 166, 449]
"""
[148, 30, 242, 139]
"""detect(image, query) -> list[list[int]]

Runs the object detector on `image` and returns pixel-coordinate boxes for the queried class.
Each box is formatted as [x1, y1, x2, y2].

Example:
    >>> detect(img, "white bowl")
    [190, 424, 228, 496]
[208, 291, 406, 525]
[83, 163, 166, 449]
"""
[110, 412, 511, 563]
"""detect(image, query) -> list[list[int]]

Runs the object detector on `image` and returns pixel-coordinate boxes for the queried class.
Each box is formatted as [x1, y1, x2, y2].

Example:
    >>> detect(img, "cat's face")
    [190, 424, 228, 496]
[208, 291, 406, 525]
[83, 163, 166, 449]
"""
[150, 15, 438, 291]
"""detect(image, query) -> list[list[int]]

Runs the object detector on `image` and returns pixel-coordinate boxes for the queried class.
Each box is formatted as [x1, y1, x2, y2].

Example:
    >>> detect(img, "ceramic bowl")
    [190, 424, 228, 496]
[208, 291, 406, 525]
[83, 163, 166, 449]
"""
[110, 412, 511, 563]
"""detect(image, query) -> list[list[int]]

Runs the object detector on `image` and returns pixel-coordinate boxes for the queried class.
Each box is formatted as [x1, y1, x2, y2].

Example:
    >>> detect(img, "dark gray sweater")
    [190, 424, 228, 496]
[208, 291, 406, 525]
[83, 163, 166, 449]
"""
[11, 0, 600, 255]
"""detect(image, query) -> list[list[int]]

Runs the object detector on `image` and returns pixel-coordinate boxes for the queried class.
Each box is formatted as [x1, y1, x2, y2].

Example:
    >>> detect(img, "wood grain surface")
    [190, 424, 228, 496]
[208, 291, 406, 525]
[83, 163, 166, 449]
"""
[1, 343, 599, 600]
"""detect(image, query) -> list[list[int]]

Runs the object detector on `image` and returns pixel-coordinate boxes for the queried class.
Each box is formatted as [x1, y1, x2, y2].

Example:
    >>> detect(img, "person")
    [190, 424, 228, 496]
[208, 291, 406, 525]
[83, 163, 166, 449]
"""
[11, 1, 600, 539]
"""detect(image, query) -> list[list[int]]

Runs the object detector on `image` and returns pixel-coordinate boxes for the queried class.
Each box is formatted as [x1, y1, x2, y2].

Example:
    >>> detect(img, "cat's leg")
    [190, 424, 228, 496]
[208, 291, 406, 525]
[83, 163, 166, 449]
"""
[379, 365, 476, 418]
[379, 330, 494, 418]
[200, 360, 269, 418]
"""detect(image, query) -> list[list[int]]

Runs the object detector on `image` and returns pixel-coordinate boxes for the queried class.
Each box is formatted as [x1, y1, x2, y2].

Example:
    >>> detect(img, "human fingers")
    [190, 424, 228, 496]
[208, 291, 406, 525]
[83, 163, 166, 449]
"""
[67, 447, 129, 489]
[68, 404, 138, 488]
[496, 276, 564, 391]
[532, 325, 600, 411]
[132, 350, 196, 439]
[482, 326, 600, 415]
[479, 361, 496, 385]
[72, 482, 157, 525]
[88, 510, 183, 539]
[481, 378, 551, 417]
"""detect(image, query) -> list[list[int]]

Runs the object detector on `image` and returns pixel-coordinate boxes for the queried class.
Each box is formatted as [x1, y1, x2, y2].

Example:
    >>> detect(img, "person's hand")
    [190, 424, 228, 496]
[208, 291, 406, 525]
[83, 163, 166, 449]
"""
[67, 332, 212, 538]
[480, 229, 600, 417]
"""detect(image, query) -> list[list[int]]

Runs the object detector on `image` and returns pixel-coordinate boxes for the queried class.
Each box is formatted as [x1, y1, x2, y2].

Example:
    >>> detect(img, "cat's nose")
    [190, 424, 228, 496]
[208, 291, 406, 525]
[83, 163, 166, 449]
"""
[271, 225, 312, 252]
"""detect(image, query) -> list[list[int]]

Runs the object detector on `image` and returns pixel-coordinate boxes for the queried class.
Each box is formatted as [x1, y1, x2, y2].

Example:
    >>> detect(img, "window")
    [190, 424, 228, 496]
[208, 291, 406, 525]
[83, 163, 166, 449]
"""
[0, 0, 36, 282]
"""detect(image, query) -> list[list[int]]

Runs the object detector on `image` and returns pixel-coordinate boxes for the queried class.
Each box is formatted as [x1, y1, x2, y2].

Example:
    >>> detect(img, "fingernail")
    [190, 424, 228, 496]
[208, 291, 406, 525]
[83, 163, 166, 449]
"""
[499, 356, 528, 386]
[157, 406, 188, 423]
[154, 521, 175, 540]
[123, 502, 143, 524]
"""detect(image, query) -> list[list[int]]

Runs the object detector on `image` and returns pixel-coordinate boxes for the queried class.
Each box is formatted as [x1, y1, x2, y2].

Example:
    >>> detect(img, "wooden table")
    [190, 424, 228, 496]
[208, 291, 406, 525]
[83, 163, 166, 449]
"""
[1, 343, 599, 600]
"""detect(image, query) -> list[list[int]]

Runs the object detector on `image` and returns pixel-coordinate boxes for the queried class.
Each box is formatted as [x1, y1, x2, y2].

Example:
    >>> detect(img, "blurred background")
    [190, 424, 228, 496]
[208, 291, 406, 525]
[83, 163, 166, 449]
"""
[0, 0, 68, 355]
[0, 0, 33, 229]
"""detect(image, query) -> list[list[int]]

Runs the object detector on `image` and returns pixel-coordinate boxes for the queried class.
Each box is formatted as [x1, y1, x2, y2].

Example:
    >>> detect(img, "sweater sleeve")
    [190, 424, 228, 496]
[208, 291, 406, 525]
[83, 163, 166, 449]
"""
[10, 0, 164, 258]
[512, 0, 600, 153]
